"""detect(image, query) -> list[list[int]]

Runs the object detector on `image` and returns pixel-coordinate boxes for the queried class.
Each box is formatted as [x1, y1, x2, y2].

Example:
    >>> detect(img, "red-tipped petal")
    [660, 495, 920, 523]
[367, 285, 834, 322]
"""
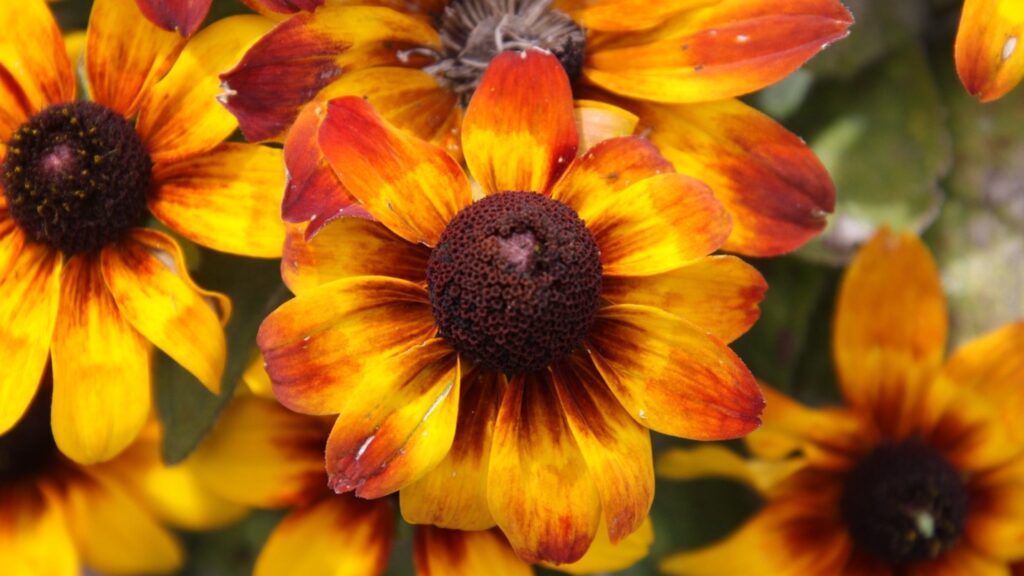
[135, 0, 212, 37]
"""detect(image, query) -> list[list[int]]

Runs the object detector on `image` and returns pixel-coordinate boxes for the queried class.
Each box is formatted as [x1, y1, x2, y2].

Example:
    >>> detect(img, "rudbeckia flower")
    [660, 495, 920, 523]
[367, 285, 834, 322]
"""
[222, 0, 852, 256]
[184, 370, 654, 575]
[258, 49, 766, 564]
[0, 0, 286, 463]
[1, 385, 244, 575]
[956, 0, 1024, 102]
[658, 230, 1024, 575]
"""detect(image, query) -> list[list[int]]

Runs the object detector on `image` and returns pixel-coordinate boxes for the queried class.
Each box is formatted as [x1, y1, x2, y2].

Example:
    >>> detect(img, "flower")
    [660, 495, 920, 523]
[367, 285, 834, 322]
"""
[0, 0, 286, 463]
[184, 366, 654, 575]
[257, 48, 766, 564]
[955, 0, 1024, 102]
[658, 230, 1024, 574]
[222, 0, 852, 256]
[0, 384, 244, 575]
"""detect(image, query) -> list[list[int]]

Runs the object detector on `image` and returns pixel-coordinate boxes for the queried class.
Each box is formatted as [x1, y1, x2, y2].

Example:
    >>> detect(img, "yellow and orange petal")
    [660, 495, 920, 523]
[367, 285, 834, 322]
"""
[0, 485, 78, 576]
[956, 0, 1024, 102]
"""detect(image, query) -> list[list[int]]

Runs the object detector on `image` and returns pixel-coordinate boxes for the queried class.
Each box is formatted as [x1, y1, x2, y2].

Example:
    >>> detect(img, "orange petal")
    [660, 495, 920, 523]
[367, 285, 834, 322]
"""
[400, 369, 503, 531]
[86, 0, 187, 117]
[241, 0, 324, 15]
[136, 15, 274, 164]
[319, 96, 471, 246]
[555, 516, 654, 575]
[0, 0, 74, 136]
[551, 354, 653, 543]
[186, 395, 327, 508]
[574, 99, 639, 153]
[0, 231, 60, 435]
[0, 484, 78, 576]
[100, 229, 227, 393]
[919, 380, 1019, 473]
[254, 496, 393, 576]
[908, 543, 1009, 576]
[414, 527, 532, 576]
[601, 255, 766, 344]
[557, 0, 718, 31]
[134, 0, 212, 37]
[488, 371, 601, 565]
[51, 255, 151, 464]
[326, 339, 459, 499]
[584, 0, 853, 103]
[657, 445, 804, 495]
[586, 304, 763, 440]
[635, 98, 835, 256]
[965, 479, 1024, 561]
[219, 5, 439, 141]
[747, 383, 866, 464]
[257, 276, 436, 415]
[956, 0, 1024, 102]
[150, 143, 286, 257]
[282, 218, 429, 296]
[833, 230, 947, 438]
[462, 49, 578, 195]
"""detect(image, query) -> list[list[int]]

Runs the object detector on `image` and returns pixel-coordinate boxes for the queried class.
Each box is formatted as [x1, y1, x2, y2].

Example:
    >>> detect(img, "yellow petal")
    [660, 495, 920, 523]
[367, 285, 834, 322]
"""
[554, 516, 654, 575]
[656, 445, 804, 495]
[574, 99, 639, 153]
[0, 484, 78, 576]
[955, 0, 1024, 102]
[414, 527, 532, 576]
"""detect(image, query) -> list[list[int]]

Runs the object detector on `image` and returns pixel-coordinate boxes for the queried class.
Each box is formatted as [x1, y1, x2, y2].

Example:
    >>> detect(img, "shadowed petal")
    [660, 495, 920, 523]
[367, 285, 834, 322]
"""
[555, 516, 654, 575]
[0, 485, 78, 576]
[956, 0, 1024, 102]
[414, 527, 532, 576]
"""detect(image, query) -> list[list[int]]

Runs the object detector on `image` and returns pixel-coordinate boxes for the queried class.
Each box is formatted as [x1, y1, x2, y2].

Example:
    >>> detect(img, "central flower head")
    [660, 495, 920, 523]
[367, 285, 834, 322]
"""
[427, 191, 602, 374]
[841, 440, 969, 565]
[1, 101, 152, 255]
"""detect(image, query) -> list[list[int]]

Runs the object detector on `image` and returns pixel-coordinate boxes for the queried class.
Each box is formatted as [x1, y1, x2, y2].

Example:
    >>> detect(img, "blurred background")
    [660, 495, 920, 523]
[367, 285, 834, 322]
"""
[49, 0, 1024, 573]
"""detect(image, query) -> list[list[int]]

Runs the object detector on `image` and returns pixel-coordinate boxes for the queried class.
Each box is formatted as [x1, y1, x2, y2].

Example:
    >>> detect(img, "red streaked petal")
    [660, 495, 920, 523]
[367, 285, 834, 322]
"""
[636, 98, 835, 257]
[319, 96, 471, 246]
[414, 527, 532, 576]
[134, 0, 212, 37]
[462, 49, 578, 195]
[241, 0, 324, 15]
[955, 0, 1024, 102]
[219, 5, 439, 141]
[586, 304, 763, 440]
[584, 0, 853, 103]
[326, 339, 459, 499]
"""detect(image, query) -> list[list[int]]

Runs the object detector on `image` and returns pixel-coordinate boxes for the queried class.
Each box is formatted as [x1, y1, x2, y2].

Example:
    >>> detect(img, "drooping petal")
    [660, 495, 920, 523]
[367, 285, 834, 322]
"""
[833, 230, 947, 438]
[319, 96, 471, 246]
[326, 339, 459, 499]
[555, 516, 654, 575]
[62, 472, 183, 574]
[86, 0, 188, 117]
[51, 255, 150, 464]
[400, 369, 503, 531]
[586, 304, 763, 440]
[282, 218, 430, 295]
[462, 49, 578, 195]
[254, 496, 394, 576]
[100, 229, 226, 394]
[185, 395, 327, 508]
[0, 0, 74, 136]
[150, 143, 286, 257]
[0, 232, 61, 435]
[955, 0, 1024, 102]
[634, 98, 835, 256]
[0, 485, 78, 576]
[258, 276, 436, 415]
[414, 527, 532, 576]
[601, 255, 766, 344]
[488, 371, 601, 565]
[584, 0, 853, 103]
[136, 16, 274, 164]
[550, 354, 653, 543]
[218, 5, 439, 141]
[134, 0, 212, 37]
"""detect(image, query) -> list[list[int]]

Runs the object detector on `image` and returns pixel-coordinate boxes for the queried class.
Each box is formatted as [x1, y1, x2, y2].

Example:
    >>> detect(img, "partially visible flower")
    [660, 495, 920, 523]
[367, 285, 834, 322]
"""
[955, 0, 1024, 102]
[184, 367, 653, 575]
[223, 0, 851, 255]
[0, 385, 244, 575]
[658, 230, 1024, 574]
[0, 0, 286, 463]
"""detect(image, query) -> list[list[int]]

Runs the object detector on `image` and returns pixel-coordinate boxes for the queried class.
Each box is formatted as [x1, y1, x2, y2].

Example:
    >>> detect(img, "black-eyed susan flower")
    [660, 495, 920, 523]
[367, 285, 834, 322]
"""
[658, 230, 1024, 575]
[257, 48, 766, 564]
[956, 0, 1024, 102]
[184, 368, 654, 575]
[222, 0, 852, 256]
[0, 0, 286, 464]
[0, 384, 244, 575]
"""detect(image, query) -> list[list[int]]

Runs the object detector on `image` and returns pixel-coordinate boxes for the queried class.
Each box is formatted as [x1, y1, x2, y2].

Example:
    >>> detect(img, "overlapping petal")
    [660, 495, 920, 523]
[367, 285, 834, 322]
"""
[241, 0, 324, 16]
[414, 527, 531, 576]
[657, 445, 805, 495]
[556, 516, 655, 575]
[955, 0, 1024, 102]
[557, 0, 718, 32]
[135, 0, 212, 37]
[586, 304, 763, 440]
[0, 486, 78, 576]
[463, 49, 578, 195]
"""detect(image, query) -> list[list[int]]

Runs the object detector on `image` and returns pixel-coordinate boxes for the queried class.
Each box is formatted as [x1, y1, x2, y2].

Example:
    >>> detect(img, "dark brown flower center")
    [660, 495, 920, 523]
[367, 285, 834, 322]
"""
[427, 192, 602, 375]
[2, 101, 152, 255]
[0, 386, 59, 484]
[841, 441, 968, 565]
[414, 0, 586, 103]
